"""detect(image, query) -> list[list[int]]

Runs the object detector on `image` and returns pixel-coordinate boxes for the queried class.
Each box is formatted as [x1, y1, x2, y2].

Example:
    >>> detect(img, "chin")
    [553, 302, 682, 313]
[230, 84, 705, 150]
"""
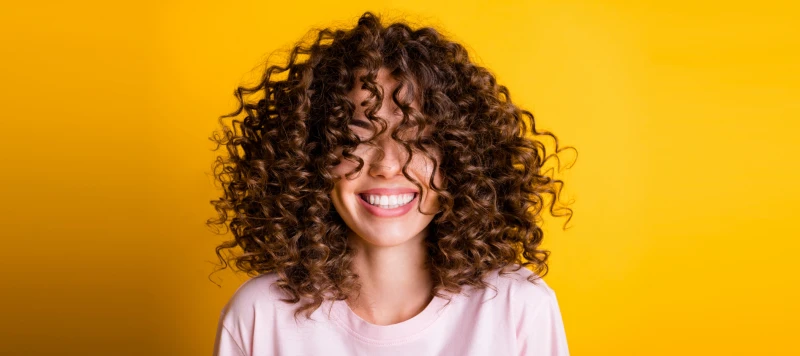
[350, 229, 422, 248]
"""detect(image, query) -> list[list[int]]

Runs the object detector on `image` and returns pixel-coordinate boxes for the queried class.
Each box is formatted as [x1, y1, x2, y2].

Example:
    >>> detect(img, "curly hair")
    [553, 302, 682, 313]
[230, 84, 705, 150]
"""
[207, 11, 576, 319]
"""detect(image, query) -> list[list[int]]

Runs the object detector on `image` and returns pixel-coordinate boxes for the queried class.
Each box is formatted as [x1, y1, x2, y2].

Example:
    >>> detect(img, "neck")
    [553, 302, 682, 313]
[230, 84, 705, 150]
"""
[346, 229, 434, 325]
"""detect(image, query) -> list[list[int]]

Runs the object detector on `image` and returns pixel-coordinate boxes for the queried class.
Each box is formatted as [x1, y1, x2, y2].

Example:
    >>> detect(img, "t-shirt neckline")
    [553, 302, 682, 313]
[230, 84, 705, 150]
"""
[330, 293, 451, 344]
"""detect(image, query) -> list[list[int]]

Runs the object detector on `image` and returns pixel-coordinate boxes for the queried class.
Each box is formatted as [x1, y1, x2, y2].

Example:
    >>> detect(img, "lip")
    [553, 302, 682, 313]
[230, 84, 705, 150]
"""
[357, 192, 418, 218]
[357, 187, 419, 195]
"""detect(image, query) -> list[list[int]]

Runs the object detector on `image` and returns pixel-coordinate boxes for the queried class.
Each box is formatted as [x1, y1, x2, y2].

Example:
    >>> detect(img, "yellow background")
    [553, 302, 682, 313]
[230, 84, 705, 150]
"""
[1, 0, 798, 355]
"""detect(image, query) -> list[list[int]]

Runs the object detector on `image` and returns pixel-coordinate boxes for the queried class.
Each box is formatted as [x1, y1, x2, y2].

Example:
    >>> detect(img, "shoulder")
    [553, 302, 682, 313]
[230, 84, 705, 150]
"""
[226, 272, 283, 307]
[215, 273, 293, 356]
[218, 272, 290, 327]
[490, 265, 557, 310]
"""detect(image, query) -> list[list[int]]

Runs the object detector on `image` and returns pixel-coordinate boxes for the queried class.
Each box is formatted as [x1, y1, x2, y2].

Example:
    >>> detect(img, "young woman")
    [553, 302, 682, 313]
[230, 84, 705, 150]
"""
[209, 11, 575, 356]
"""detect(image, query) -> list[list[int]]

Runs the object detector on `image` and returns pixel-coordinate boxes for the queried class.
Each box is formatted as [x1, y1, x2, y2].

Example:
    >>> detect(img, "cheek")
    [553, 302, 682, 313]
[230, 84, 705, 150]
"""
[414, 154, 443, 207]
[419, 152, 443, 187]
[331, 147, 361, 178]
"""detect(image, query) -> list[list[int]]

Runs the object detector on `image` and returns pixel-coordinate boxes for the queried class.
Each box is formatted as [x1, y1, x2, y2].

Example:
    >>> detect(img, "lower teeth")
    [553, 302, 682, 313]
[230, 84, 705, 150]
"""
[372, 202, 405, 209]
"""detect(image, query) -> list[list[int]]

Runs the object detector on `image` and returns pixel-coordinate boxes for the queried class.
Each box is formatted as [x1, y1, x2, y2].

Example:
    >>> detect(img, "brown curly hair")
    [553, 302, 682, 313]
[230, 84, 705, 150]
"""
[207, 11, 577, 319]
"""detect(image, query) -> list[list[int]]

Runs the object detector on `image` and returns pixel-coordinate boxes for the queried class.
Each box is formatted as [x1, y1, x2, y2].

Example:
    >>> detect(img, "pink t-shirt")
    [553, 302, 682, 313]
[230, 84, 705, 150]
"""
[213, 265, 569, 355]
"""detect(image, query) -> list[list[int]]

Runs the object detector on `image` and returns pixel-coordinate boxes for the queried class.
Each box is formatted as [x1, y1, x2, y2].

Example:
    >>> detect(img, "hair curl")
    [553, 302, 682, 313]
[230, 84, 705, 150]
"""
[207, 11, 577, 319]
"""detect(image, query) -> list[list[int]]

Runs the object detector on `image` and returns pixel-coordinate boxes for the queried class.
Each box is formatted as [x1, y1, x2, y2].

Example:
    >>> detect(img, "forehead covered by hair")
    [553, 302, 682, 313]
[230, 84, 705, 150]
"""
[308, 12, 469, 125]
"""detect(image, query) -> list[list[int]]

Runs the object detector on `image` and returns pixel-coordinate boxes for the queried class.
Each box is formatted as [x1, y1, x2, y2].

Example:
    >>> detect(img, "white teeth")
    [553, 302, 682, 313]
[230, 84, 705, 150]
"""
[363, 193, 415, 209]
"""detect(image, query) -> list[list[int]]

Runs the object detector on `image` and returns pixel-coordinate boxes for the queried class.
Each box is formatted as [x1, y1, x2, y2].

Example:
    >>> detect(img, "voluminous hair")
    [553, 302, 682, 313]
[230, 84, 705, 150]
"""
[208, 11, 576, 319]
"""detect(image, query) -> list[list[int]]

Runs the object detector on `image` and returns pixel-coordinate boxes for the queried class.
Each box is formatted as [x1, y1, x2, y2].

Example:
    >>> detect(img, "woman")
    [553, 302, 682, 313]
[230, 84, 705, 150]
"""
[209, 11, 575, 356]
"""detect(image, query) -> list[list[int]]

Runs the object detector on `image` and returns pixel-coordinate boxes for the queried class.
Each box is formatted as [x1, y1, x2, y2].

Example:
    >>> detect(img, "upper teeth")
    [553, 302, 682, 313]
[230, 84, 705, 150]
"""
[364, 193, 415, 208]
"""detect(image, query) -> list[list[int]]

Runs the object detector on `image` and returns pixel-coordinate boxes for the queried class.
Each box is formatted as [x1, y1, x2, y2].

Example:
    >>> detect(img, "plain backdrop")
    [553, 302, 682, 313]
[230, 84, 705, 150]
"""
[1, 1, 798, 355]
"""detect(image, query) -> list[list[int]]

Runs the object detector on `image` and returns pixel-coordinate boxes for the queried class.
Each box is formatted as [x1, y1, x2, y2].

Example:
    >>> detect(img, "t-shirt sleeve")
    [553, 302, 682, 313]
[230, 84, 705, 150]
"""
[213, 317, 247, 356]
[212, 276, 270, 356]
[514, 282, 570, 356]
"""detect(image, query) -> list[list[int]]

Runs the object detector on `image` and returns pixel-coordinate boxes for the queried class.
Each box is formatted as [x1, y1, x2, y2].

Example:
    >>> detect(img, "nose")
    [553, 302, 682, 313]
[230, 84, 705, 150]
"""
[367, 134, 407, 179]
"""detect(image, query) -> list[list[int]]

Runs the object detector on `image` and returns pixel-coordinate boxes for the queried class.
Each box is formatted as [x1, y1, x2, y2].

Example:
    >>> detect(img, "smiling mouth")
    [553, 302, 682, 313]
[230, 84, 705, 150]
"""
[358, 193, 418, 209]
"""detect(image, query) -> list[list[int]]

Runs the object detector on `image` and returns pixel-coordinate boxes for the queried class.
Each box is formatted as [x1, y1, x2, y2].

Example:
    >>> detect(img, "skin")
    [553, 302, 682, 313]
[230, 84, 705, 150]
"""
[329, 68, 443, 326]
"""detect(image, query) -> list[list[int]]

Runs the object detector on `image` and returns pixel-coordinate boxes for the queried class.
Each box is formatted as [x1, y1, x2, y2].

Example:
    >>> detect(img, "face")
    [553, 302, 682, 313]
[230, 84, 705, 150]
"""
[330, 68, 443, 248]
